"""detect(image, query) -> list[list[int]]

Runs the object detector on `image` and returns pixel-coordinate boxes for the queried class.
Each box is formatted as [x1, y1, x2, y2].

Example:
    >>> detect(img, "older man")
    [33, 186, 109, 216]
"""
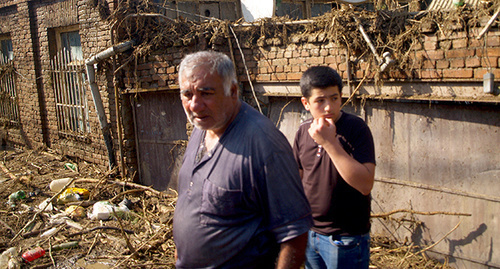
[173, 50, 312, 269]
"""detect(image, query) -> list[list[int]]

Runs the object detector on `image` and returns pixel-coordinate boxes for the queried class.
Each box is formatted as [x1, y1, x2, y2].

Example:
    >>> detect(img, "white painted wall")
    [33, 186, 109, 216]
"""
[240, 0, 275, 22]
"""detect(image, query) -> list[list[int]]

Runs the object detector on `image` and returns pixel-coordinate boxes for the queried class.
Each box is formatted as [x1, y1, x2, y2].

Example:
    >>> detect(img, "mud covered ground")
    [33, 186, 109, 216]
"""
[0, 147, 452, 268]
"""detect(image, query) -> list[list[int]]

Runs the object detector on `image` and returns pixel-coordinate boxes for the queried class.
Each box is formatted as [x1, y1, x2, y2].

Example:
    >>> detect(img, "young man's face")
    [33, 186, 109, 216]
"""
[301, 86, 342, 122]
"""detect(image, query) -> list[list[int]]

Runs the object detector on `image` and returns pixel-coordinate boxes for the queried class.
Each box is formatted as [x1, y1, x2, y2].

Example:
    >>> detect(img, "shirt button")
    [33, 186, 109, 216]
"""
[190, 182, 193, 187]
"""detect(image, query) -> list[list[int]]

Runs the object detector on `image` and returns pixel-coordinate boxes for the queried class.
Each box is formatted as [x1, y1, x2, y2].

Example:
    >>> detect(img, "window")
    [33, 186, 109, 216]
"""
[0, 35, 19, 124]
[275, 0, 336, 19]
[153, 0, 241, 21]
[50, 27, 89, 135]
[0, 38, 13, 61]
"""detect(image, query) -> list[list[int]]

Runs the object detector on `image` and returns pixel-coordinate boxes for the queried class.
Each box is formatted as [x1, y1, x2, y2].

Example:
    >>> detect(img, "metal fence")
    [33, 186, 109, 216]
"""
[50, 48, 89, 135]
[0, 52, 19, 125]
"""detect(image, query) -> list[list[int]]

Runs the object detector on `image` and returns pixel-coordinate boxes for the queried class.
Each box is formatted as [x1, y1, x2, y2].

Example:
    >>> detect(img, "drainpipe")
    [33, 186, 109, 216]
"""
[85, 40, 135, 170]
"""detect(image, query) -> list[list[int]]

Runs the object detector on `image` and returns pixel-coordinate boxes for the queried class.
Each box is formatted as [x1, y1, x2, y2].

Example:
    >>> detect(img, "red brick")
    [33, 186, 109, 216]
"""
[256, 74, 270, 81]
[291, 65, 301, 72]
[272, 73, 287, 81]
[287, 73, 302, 80]
[420, 70, 443, 79]
[422, 59, 435, 68]
[465, 57, 481, 68]
[452, 39, 468, 49]
[325, 56, 337, 64]
[424, 41, 438, 50]
[450, 58, 465, 68]
[436, 60, 449, 69]
[446, 49, 475, 58]
[289, 58, 306, 65]
[486, 36, 500, 47]
[481, 57, 499, 68]
[474, 68, 500, 79]
[486, 47, 500, 57]
[442, 69, 473, 78]
[306, 57, 324, 65]
[425, 50, 445, 60]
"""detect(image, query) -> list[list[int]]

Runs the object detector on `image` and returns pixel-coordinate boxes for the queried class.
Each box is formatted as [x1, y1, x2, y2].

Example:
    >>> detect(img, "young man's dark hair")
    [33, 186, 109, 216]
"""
[300, 66, 343, 98]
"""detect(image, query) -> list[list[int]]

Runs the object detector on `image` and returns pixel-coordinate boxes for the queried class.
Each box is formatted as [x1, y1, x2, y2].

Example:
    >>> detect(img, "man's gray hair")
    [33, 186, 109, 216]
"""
[178, 51, 237, 96]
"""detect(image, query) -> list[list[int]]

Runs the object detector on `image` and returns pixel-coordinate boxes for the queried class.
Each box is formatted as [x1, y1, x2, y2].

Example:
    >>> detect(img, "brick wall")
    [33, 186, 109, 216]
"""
[0, 0, 116, 171]
[125, 19, 500, 97]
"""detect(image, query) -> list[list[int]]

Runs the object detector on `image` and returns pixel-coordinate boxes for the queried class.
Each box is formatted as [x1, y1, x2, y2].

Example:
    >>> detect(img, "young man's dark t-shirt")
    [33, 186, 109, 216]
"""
[293, 111, 376, 236]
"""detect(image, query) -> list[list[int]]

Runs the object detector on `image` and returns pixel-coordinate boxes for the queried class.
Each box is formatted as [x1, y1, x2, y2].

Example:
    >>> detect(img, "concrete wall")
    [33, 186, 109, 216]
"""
[263, 84, 500, 268]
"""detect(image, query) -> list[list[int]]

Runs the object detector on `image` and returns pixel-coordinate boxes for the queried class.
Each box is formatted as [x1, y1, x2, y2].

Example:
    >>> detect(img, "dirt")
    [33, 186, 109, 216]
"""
[0, 147, 177, 268]
[0, 147, 453, 268]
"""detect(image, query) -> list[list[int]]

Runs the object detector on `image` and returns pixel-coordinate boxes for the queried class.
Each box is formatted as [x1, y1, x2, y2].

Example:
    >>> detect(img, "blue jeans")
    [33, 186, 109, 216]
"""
[305, 231, 370, 269]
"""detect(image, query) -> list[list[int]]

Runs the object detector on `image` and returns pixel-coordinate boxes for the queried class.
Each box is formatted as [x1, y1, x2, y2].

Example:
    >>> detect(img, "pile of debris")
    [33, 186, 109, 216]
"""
[0, 147, 177, 268]
[0, 147, 456, 268]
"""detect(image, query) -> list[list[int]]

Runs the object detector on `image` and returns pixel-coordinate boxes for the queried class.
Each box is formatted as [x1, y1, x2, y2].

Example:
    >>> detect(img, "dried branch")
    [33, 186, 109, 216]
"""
[372, 209, 471, 218]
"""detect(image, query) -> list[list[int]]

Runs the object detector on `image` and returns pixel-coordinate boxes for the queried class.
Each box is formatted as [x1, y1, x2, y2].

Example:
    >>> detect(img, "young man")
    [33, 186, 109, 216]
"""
[293, 66, 376, 269]
[173, 50, 313, 269]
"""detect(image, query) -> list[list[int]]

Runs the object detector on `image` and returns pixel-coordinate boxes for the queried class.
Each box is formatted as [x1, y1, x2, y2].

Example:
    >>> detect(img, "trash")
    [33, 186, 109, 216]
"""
[49, 178, 74, 192]
[40, 227, 58, 238]
[57, 188, 90, 204]
[8, 258, 20, 269]
[65, 218, 83, 230]
[50, 241, 79, 251]
[21, 247, 45, 262]
[0, 247, 18, 268]
[63, 163, 78, 172]
[65, 205, 86, 219]
[88, 200, 130, 220]
[7, 190, 26, 207]
[38, 198, 53, 211]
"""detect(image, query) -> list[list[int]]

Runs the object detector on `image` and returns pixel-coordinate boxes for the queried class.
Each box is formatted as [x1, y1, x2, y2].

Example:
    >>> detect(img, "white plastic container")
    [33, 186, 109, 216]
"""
[0, 247, 18, 268]
[49, 178, 73, 192]
[88, 201, 130, 220]
[40, 227, 58, 238]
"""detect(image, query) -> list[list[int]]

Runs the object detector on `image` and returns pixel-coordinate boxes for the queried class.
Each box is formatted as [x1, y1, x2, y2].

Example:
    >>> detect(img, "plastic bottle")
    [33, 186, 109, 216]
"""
[22, 247, 45, 262]
[49, 178, 73, 192]
[57, 188, 90, 204]
[40, 227, 58, 238]
[9, 190, 26, 201]
[8, 190, 26, 207]
[50, 241, 79, 251]
[64, 163, 77, 172]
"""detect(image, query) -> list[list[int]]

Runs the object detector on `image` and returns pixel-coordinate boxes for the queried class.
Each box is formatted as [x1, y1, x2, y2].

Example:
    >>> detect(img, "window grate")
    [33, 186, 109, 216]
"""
[50, 48, 89, 134]
[0, 51, 19, 125]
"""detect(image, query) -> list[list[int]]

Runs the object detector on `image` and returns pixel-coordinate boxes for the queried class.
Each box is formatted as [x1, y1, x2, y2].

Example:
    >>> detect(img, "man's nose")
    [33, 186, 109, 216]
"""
[324, 101, 331, 112]
[189, 93, 204, 112]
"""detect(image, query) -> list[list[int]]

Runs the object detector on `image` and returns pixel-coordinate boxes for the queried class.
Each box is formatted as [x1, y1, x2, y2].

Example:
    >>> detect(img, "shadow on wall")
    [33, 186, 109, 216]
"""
[446, 223, 488, 264]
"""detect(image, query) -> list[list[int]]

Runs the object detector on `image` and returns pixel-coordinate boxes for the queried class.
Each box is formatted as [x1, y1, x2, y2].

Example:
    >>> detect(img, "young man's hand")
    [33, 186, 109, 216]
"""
[308, 117, 336, 146]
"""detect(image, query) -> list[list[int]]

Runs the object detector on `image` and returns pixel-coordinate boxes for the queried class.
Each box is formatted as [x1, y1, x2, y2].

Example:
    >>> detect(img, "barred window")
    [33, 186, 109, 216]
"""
[50, 28, 90, 135]
[0, 36, 19, 125]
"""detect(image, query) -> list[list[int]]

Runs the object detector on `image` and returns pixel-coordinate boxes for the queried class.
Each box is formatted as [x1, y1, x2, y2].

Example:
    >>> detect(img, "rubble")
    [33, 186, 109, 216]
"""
[0, 147, 456, 268]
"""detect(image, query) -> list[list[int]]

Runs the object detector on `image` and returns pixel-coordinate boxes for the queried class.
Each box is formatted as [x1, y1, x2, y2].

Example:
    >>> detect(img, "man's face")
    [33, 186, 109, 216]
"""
[180, 66, 237, 136]
[301, 86, 342, 122]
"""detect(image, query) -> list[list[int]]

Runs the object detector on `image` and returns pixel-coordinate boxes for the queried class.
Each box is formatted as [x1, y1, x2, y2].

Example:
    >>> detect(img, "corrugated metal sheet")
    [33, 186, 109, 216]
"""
[426, 0, 481, 10]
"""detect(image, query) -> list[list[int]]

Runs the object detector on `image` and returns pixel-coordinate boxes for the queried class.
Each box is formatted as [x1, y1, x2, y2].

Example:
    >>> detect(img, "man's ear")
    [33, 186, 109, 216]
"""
[230, 83, 239, 98]
[301, 97, 310, 111]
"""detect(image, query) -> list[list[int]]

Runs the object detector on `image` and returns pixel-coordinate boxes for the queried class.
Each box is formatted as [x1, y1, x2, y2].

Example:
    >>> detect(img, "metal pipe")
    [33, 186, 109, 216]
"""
[85, 40, 135, 170]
